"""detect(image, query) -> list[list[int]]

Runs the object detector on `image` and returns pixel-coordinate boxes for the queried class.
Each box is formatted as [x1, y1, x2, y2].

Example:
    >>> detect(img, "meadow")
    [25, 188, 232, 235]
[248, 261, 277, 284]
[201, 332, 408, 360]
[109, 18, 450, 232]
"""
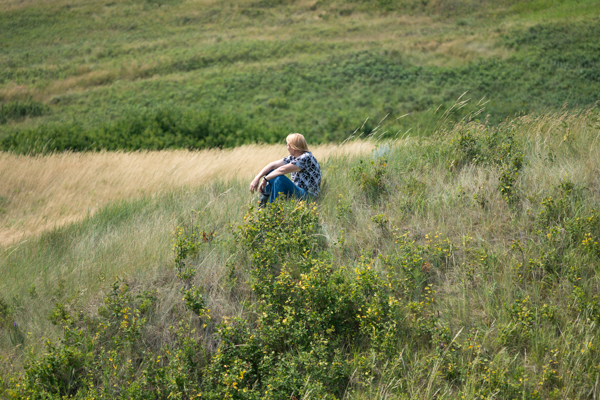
[1, 0, 599, 152]
[2, 0, 600, 398]
[0, 141, 371, 245]
[1, 107, 600, 398]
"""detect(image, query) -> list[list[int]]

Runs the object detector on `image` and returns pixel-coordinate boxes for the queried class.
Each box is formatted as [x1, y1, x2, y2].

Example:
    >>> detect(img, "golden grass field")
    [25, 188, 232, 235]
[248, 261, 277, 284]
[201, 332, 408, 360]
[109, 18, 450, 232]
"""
[0, 141, 373, 246]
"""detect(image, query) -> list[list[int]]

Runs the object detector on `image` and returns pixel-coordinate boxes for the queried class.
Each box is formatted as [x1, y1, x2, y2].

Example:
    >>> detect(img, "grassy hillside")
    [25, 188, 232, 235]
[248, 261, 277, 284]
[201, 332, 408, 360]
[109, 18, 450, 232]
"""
[1, 108, 600, 398]
[2, 0, 600, 397]
[0, 0, 599, 152]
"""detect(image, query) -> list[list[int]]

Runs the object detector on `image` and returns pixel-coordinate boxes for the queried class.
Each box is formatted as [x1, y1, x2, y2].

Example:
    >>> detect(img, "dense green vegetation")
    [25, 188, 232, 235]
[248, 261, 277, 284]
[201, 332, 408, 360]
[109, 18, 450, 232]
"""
[2, 0, 600, 397]
[1, 0, 599, 153]
[0, 100, 48, 125]
[2, 108, 600, 398]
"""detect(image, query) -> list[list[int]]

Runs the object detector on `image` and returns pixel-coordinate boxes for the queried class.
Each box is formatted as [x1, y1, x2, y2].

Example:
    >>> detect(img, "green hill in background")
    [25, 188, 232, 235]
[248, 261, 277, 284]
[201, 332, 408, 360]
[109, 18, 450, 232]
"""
[1, 0, 599, 152]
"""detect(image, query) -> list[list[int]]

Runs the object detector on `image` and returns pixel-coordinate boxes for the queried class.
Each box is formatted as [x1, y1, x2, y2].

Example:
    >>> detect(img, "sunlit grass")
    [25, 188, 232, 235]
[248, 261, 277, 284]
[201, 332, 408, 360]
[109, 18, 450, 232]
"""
[0, 141, 372, 245]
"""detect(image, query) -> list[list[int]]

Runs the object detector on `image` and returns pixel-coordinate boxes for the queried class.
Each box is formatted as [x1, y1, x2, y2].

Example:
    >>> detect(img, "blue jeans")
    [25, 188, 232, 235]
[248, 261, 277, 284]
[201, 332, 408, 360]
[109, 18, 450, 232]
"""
[264, 174, 309, 203]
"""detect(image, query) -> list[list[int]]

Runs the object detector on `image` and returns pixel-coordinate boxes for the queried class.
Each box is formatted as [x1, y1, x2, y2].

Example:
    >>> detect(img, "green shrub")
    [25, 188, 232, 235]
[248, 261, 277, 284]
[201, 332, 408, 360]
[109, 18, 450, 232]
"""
[10, 280, 158, 399]
[0, 298, 12, 327]
[352, 156, 388, 200]
[0, 100, 48, 124]
[20, 337, 91, 398]
[448, 119, 525, 206]
[234, 198, 322, 282]
[194, 200, 427, 399]
[0, 106, 277, 154]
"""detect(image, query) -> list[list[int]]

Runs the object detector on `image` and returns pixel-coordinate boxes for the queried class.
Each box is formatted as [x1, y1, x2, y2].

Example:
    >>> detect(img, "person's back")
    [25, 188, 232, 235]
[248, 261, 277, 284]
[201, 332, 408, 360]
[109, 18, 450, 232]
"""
[283, 150, 321, 196]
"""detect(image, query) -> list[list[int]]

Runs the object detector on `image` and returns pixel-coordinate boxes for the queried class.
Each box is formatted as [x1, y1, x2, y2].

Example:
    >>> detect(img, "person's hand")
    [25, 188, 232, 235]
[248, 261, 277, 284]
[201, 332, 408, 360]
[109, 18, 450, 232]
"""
[259, 178, 268, 194]
[249, 177, 260, 193]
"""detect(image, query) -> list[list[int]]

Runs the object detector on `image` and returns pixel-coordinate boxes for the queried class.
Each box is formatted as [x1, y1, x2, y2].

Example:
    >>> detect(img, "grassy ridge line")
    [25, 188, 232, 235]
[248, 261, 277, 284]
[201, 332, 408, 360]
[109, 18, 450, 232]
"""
[0, 141, 372, 245]
[1, 108, 600, 398]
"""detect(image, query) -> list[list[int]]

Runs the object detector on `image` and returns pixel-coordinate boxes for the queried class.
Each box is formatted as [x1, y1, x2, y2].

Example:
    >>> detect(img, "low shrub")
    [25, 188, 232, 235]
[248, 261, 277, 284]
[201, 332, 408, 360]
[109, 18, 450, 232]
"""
[0, 106, 277, 154]
[352, 156, 388, 200]
[0, 100, 49, 125]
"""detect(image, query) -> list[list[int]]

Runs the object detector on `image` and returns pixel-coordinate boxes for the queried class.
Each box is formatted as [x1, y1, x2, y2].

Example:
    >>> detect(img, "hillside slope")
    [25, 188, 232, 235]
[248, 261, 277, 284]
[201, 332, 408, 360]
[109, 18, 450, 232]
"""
[1, 0, 599, 152]
[2, 108, 600, 398]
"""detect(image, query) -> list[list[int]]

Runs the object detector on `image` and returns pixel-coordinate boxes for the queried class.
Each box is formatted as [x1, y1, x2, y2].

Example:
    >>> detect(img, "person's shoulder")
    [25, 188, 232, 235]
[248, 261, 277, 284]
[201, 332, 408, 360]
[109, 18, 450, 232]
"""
[301, 151, 317, 160]
[303, 152, 319, 164]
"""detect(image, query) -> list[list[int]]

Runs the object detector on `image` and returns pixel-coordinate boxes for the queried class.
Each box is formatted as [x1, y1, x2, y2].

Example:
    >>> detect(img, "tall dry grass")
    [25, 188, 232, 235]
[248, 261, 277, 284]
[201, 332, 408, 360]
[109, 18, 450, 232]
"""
[0, 142, 373, 246]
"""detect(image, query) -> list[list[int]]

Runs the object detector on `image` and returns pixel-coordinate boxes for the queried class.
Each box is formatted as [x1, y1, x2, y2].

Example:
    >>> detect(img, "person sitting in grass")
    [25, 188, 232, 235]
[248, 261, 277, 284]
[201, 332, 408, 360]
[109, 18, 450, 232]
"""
[249, 133, 321, 206]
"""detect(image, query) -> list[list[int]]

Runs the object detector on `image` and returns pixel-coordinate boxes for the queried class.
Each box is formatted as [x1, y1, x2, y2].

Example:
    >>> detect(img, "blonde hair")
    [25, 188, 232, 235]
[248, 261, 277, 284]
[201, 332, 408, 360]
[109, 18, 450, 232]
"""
[286, 133, 309, 153]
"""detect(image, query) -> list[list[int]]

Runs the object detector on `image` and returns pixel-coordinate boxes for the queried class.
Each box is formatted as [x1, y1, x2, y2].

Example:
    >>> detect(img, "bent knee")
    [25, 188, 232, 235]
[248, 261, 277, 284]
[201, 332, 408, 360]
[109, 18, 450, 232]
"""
[271, 175, 285, 182]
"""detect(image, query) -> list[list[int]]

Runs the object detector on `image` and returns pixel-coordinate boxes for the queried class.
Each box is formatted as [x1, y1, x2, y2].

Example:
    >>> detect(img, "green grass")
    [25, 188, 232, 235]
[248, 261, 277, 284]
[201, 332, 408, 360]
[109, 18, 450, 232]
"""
[2, 0, 600, 396]
[2, 108, 600, 398]
[0, 100, 48, 125]
[1, 0, 599, 152]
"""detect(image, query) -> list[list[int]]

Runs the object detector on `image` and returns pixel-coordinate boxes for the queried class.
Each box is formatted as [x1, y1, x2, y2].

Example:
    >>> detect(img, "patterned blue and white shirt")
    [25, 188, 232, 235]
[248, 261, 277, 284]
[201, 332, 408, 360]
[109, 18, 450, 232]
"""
[283, 151, 321, 195]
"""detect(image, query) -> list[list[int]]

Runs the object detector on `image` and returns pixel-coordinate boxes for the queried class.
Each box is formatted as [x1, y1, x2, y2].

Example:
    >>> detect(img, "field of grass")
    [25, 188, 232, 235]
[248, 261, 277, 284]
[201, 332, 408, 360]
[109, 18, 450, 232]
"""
[0, 141, 371, 245]
[1, 108, 600, 398]
[2, 0, 600, 397]
[1, 0, 599, 152]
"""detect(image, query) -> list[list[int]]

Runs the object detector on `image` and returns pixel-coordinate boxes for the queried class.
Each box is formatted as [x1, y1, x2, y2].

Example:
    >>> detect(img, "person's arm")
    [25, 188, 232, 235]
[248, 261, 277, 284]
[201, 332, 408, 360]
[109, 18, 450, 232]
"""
[249, 159, 286, 193]
[267, 163, 301, 179]
[257, 163, 301, 193]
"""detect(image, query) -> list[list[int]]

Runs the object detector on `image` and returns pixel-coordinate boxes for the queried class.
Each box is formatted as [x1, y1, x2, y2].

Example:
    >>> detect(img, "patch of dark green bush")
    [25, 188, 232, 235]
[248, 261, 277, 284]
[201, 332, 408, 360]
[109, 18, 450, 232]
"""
[0, 105, 278, 154]
[352, 156, 388, 201]
[447, 118, 525, 206]
[11, 280, 159, 399]
[0, 100, 49, 125]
